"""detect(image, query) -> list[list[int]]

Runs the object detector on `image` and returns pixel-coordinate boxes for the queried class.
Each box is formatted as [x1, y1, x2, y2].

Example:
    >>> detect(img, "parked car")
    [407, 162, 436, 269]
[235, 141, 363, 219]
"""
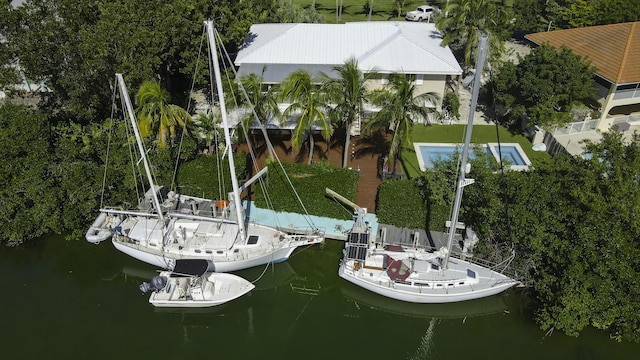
[405, 5, 434, 22]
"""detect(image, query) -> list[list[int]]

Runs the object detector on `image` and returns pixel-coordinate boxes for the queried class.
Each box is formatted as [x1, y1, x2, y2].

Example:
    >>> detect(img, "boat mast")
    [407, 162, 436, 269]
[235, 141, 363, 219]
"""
[204, 21, 246, 239]
[443, 36, 487, 269]
[115, 73, 164, 223]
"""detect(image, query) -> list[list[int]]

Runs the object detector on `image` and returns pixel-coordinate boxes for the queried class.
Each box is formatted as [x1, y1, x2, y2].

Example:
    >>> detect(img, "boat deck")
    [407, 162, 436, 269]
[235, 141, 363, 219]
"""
[375, 224, 464, 254]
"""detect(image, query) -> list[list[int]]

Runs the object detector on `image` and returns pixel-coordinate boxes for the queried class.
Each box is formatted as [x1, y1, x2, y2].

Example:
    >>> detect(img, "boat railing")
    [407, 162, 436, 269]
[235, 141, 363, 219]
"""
[283, 231, 325, 244]
[451, 251, 518, 279]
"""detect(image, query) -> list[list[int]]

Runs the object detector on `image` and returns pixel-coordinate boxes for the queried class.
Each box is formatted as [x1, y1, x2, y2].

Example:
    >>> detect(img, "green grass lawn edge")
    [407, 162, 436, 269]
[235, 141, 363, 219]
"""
[400, 124, 552, 178]
[296, 0, 423, 23]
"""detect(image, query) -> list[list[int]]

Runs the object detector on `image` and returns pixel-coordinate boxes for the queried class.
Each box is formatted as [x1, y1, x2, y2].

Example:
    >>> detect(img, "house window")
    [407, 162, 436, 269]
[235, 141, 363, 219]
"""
[415, 74, 423, 85]
[381, 76, 389, 85]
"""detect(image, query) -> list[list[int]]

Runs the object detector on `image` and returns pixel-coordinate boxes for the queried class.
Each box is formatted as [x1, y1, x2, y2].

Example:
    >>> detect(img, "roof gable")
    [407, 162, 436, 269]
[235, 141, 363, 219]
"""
[235, 22, 462, 78]
[525, 22, 640, 84]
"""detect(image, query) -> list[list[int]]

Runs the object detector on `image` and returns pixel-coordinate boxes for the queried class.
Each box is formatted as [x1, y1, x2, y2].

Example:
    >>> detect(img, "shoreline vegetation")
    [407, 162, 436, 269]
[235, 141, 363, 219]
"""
[3, 0, 640, 343]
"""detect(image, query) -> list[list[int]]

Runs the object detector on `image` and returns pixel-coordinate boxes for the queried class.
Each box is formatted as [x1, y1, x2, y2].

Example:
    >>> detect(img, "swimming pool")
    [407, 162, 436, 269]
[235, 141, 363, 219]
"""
[487, 143, 532, 170]
[414, 142, 531, 171]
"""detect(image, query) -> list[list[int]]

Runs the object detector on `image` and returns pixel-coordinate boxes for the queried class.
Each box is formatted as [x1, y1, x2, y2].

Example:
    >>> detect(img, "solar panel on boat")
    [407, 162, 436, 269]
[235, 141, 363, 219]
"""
[348, 232, 369, 245]
[346, 244, 367, 261]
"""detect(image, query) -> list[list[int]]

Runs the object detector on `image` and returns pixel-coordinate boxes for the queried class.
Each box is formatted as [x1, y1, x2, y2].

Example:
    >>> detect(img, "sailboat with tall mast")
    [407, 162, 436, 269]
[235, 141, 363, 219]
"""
[86, 21, 324, 271]
[338, 36, 518, 303]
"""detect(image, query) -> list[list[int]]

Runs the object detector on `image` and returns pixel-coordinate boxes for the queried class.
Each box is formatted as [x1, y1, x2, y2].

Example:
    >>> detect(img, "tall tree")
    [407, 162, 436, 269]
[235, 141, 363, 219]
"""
[322, 58, 375, 168]
[279, 69, 333, 165]
[560, 0, 597, 28]
[394, 0, 408, 17]
[509, 132, 640, 341]
[236, 72, 280, 159]
[436, 0, 513, 70]
[0, 105, 59, 245]
[135, 80, 191, 149]
[364, 74, 440, 175]
[416, 131, 640, 341]
[267, 0, 323, 23]
[1, 0, 256, 121]
[489, 44, 596, 130]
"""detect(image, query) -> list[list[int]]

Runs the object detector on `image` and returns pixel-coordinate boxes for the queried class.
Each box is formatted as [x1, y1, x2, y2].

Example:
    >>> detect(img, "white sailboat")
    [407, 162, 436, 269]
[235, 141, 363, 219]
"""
[338, 36, 518, 303]
[87, 21, 324, 271]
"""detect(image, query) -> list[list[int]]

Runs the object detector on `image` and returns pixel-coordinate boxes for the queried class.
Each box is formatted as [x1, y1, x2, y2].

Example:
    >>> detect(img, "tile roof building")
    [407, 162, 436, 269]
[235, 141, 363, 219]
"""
[526, 22, 640, 131]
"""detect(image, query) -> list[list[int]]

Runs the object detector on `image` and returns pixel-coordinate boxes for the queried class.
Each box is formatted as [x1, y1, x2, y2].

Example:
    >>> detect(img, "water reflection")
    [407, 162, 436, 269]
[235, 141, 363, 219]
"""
[341, 282, 508, 319]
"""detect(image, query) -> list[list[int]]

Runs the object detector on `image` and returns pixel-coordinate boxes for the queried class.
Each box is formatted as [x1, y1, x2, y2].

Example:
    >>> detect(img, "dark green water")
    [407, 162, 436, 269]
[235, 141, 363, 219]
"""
[2, 235, 637, 359]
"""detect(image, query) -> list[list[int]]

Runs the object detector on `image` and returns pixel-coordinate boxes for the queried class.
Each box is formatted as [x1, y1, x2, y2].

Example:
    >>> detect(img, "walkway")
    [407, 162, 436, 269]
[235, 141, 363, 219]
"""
[237, 130, 389, 214]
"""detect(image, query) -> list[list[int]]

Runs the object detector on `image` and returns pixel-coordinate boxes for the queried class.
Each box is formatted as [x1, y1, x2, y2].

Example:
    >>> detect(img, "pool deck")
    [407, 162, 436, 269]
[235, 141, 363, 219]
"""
[414, 142, 531, 171]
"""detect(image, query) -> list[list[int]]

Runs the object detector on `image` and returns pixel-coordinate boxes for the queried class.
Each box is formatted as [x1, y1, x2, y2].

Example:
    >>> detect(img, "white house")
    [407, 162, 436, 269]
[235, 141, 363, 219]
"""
[235, 21, 462, 124]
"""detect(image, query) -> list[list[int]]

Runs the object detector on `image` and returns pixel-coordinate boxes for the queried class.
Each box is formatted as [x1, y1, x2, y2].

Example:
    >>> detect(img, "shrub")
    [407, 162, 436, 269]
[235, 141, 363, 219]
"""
[443, 91, 460, 119]
[254, 160, 359, 220]
[176, 152, 247, 199]
[376, 178, 427, 229]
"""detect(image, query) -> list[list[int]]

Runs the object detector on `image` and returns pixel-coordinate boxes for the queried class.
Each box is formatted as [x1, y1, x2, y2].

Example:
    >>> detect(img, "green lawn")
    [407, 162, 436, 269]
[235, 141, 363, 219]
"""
[296, 0, 425, 23]
[400, 124, 552, 178]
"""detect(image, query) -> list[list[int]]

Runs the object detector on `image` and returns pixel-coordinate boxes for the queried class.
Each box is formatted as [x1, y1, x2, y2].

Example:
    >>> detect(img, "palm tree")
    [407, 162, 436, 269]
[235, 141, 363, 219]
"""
[135, 80, 191, 148]
[435, 0, 511, 70]
[364, 73, 440, 175]
[193, 111, 222, 154]
[279, 69, 333, 165]
[236, 72, 280, 159]
[322, 58, 375, 168]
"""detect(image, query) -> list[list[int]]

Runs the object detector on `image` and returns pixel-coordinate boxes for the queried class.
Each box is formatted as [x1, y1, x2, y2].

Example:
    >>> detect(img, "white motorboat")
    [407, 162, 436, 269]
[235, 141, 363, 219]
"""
[140, 259, 254, 308]
[86, 21, 323, 271]
[338, 36, 518, 303]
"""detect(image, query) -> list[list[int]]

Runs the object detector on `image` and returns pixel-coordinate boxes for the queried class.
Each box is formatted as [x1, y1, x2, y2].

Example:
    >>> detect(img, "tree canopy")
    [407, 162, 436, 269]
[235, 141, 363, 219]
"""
[0, 104, 59, 245]
[435, 0, 514, 70]
[279, 69, 333, 165]
[510, 133, 640, 341]
[512, 0, 640, 33]
[365, 74, 439, 174]
[417, 131, 640, 342]
[489, 44, 596, 130]
[1, 0, 258, 120]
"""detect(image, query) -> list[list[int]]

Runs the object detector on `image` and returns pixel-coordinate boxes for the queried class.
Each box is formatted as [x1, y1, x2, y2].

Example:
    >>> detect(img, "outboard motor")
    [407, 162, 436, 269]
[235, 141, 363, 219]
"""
[139, 276, 168, 293]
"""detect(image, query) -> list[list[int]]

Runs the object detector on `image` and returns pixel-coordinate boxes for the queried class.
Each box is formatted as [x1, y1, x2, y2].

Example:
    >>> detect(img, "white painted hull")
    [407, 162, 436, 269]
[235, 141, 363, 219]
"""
[113, 235, 312, 272]
[149, 272, 254, 308]
[338, 257, 517, 304]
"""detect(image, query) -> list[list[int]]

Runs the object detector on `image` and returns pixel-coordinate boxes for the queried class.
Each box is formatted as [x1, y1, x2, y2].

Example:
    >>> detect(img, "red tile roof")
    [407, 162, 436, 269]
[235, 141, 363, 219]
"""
[525, 22, 640, 84]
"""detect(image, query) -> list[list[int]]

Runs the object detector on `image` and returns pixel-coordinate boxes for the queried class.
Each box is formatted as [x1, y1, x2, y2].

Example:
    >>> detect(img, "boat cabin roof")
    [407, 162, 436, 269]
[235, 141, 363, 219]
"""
[170, 259, 209, 277]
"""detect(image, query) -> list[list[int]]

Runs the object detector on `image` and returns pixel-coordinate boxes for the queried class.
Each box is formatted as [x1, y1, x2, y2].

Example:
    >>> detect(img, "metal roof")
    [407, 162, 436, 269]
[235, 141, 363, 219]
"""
[235, 22, 462, 81]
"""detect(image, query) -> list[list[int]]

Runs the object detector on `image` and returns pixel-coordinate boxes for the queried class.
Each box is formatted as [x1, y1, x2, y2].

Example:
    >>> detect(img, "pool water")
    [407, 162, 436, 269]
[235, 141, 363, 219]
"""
[415, 143, 531, 171]
[416, 144, 487, 169]
[491, 145, 527, 165]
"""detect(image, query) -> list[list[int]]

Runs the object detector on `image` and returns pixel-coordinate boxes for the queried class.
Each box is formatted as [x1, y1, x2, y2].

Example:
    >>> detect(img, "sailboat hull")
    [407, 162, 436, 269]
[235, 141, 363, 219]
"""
[338, 257, 517, 304]
[91, 27, 326, 274]
[112, 235, 314, 272]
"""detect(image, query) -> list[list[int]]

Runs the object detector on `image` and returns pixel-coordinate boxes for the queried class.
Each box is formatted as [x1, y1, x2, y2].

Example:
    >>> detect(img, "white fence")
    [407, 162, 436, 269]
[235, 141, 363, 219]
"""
[610, 114, 640, 125]
[552, 119, 599, 136]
